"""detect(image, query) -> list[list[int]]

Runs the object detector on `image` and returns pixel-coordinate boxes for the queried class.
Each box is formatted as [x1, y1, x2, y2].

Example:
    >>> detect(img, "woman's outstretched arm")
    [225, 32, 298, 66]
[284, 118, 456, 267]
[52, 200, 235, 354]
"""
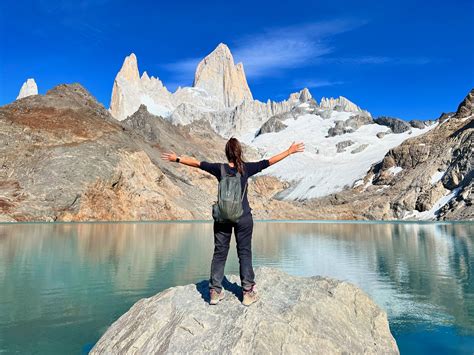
[160, 151, 200, 168]
[268, 141, 305, 166]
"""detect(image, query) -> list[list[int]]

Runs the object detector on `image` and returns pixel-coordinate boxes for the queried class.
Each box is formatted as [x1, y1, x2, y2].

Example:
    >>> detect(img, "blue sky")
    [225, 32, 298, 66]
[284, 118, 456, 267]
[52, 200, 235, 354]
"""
[1, 0, 473, 119]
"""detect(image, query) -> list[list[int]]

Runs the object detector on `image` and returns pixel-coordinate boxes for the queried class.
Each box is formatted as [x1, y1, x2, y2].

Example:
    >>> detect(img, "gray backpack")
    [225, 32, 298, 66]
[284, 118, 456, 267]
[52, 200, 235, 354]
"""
[212, 164, 247, 223]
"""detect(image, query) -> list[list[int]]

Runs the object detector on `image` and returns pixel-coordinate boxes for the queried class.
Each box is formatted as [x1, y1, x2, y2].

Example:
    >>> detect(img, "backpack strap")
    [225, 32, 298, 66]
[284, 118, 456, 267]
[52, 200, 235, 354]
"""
[220, 164, 226, 178]
[241, 181, 248, 202]
[234, 168, 246, 202]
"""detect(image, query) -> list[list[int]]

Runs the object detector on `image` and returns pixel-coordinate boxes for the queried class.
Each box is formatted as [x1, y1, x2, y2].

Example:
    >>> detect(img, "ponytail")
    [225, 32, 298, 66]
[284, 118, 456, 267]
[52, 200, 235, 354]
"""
[225, 137, 246, 175]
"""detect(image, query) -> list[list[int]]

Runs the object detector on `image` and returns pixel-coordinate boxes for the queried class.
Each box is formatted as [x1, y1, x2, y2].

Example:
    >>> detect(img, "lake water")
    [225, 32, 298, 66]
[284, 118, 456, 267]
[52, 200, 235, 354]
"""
[0, 221, 473, 354]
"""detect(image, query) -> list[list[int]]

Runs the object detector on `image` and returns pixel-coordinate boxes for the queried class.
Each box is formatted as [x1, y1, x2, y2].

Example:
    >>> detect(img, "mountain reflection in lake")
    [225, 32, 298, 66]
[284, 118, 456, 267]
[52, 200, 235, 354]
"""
[0, 221, 472, 354]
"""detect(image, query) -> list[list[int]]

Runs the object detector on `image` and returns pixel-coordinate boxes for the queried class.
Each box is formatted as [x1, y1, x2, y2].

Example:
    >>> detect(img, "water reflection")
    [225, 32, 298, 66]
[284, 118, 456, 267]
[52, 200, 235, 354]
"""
[0, 222, 472, 353]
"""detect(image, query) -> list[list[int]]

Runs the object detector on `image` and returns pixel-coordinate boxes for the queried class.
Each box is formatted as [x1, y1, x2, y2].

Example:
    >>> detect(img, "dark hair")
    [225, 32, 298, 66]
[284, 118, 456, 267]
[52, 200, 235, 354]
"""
[225, 137, 245, 175]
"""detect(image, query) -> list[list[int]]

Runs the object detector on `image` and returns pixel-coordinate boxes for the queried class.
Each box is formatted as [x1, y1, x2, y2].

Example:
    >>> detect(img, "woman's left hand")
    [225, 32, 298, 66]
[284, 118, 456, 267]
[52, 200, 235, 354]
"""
[161, 151, 178, 162]
[288, 141, 305, 155]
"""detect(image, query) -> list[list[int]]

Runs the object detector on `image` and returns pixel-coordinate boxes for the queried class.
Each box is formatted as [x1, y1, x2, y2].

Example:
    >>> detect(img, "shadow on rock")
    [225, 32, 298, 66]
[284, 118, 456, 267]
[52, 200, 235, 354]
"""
[195, 276, 242, 302]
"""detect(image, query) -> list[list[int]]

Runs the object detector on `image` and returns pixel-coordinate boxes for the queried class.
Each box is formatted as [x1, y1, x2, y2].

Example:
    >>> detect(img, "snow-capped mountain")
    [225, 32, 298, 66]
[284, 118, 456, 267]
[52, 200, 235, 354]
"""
[243, 102, 434, 200]
[109, 43, 254, 120]
[109, 53, 175, 119]
[4, 48, 470, 221]
[109, 43, 367, 137]
[109, 43, 437, 201]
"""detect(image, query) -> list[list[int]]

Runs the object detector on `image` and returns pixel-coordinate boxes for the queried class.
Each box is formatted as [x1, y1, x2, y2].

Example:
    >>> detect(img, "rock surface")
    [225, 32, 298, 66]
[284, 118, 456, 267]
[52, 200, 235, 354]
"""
[351, 143, 369, 154]
[16, 78, 38, 99]
[327, 120, 350, 137]
[301, 88, 473, 220]
[454, 88, 473, 118]
[90, 267, 399, 355]
[256, 115, 288, 136]
[109, 53, 175, 120]
[409, 119, 428, 129]
[376, 130, 391, 138]
[0, 85, 319, 222]
[327, 114, 373, 137]
[193, 43, 253, 108]
[3, 53, 471, 221]
[320, 96, 368, 115]
[0, 84, 220, 221]
[336, 140, 354, 152]
[107, 44, 315, 137]
[1, 84, 186, 221]
[289, 87, 313, 103]
[107, 44, 370, 139]
[374, 116, 412, 133]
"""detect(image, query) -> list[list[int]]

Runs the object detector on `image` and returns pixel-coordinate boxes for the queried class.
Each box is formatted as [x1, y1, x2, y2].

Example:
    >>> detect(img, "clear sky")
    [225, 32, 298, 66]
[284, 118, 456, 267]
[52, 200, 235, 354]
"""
[1, 0, 473, 119]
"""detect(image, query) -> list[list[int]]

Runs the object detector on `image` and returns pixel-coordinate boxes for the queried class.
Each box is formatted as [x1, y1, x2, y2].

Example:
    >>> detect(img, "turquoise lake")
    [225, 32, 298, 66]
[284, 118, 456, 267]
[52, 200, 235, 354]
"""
[0, 221, 473, 354]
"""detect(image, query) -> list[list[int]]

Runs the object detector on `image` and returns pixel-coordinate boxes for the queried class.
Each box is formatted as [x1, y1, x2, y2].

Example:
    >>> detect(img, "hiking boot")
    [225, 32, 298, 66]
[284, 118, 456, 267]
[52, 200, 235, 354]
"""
[209, 289, 225, 305]
[242, 286, 259, 306]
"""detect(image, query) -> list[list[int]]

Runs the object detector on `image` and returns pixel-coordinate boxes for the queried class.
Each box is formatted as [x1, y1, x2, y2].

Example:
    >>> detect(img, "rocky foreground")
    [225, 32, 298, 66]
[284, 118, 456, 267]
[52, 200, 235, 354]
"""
[90, 267, 399, 354]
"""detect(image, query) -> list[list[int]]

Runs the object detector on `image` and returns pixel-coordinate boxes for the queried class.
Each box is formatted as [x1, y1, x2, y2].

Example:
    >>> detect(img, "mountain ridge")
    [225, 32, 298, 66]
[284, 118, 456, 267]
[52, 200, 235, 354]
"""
[301, 89, 473, 220]
[0, 83, 471, 221]
[108, 43, 369, 139]
[4, 42, 472, 221]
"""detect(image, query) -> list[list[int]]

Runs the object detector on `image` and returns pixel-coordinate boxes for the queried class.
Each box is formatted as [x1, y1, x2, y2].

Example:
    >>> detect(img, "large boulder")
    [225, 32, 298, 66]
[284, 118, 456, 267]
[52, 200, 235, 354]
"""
[91, 267, 399, 354]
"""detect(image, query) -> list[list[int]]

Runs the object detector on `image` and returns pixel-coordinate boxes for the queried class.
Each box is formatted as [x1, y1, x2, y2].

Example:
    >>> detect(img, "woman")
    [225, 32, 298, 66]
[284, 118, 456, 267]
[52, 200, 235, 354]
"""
[161, 138, 304, 306]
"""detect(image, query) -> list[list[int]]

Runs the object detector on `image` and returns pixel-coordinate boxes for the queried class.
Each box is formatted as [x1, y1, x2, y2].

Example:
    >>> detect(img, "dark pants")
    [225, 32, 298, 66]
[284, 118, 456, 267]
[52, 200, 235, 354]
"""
[209, 212, 255, 292]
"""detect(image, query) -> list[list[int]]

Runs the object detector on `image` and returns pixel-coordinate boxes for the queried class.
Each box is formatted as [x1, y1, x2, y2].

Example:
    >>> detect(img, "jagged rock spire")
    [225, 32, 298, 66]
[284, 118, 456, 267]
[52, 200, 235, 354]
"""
[289, 88, 313, 103]
[320, 96, 364, 113]
[109, 53, 174, 120]
[17, 78, 38, 99]
[117, 53, 140, 83]
[193, 43, 253, 107]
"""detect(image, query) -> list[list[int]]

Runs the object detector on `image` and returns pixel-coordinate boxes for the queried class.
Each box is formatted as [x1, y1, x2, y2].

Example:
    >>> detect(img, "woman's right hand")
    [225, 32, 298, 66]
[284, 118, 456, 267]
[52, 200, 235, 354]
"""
[288, 142, 305, 155]
[161, 151, 177, 162]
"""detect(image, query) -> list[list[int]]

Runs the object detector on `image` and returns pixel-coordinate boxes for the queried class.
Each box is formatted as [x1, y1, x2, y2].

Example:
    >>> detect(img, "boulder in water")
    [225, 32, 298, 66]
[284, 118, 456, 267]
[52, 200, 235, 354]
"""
[91, 267, 399, 354]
